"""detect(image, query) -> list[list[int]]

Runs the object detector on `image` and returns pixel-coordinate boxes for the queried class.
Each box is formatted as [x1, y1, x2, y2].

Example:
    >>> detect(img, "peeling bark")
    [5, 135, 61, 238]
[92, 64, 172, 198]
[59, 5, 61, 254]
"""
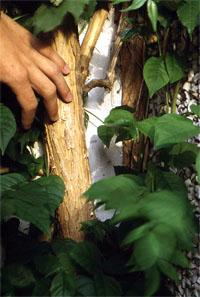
[120, 35, 149, 171]
[81, 8, 109, 85]
[44, 20, 93, 241]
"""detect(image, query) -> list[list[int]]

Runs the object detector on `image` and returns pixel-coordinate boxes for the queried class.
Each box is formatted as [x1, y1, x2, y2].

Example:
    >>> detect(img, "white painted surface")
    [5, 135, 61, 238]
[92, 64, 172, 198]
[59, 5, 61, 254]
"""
[80, 9, 123, 220]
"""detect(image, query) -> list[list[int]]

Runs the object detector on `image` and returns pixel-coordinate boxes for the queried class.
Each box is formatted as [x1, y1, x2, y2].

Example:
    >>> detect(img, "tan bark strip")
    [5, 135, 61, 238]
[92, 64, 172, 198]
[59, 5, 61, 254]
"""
[120, 34, 149, 171]
[44, 20, 93, 241]
[83, 6, 128, 93]
[80, 8, 109, 86]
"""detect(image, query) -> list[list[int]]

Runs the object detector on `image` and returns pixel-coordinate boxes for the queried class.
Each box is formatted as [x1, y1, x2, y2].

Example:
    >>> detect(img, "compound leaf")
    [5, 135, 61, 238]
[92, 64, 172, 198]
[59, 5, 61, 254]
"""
[158, 259, 179, 281]
[171, 250, 190, 268]
[154, 114, 199, 149]
[32, 0, 96, 35]
[70, 241, 101, 274]
[3, 264, 35, 288]
[144, 266, 161, 297]
[50, 271, 75, 297]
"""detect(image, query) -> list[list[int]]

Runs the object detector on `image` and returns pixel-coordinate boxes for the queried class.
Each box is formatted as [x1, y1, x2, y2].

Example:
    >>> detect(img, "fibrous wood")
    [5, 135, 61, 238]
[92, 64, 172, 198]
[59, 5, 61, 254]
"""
[80, 8, 109, 85]
[44, 21, 93, 241]
[120, 35, 149, 171]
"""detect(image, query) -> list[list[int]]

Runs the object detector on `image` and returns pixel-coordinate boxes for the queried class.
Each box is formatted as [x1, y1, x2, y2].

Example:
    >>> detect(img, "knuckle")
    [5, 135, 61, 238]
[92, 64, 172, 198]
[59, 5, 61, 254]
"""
[45, 84, 57, 99]
[12, 68, 28, 84]
[49, 64, 60, 77]
[25, 101, 38, 113]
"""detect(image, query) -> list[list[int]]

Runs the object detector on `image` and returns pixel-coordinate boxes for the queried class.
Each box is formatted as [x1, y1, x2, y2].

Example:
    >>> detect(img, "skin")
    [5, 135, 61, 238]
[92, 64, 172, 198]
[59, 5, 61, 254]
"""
[0, 12, 73, 130]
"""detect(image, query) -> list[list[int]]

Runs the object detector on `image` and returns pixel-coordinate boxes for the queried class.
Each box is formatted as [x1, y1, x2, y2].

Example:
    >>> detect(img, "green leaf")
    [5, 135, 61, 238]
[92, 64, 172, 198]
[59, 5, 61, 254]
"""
[138, 117, 159, 139]
[154, 170, 187, 197]
[32, 0, 96, 35]
[177, 0, 200, 39]
[83, 174, 146, 210]
[1, 175, 65, 235]
[94, 273, 122, 297]
[0, 173, 25, 194]
[121, 221, 154, 246]
[143, 57, 169, 98]
[159, 143, 199, 168]
[84, 111, 89, 129]
[34, 255, 59, 276]
[104, 109, 137, 136]
[3, 264, 35, 288]
[27, 156, 44, 177]
[50, 271, 75, 297]
[32, 278, 51, 296]
[81, 0, 96, 22]
[51, 238, 77, 255]
[121, 27, 138, 41]
[75, 275, 96, 296]
[165, 52, 185, 83]
[144, 266, 161, 297]
[133, 231, 161, 269]
[16, 200, 51, 237]
[80, 219, 110, 241]
[70, 241, 101, 274]
[57, 252, 76, 276]
[158, 259, 179, 281]
[121, 0, 147, 11]
[97, 125, 115, 148]
[171, 250, 190, 268]
[157, 3, 175, 29]
[112, 0, 132, 5]
[147, 0, 158, 32]
[0, 104, 16, 155]
[17, 124, 41, 154]
[190, 104, 200, 117]
[154, 114, 199, 149]
[196, 151, 200, 184]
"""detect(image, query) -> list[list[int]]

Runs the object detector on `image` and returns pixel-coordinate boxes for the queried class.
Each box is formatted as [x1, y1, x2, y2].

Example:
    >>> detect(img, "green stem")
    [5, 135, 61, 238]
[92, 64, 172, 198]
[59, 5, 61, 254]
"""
[41, 133, 49, 177]
[156, 33, 162, 58]
[172, 80, 181, 114]
[165, 90, 169, 113]
[85, 109, 104, 123]
[78, 22, 88, 36]
[13, 13, 30, 21]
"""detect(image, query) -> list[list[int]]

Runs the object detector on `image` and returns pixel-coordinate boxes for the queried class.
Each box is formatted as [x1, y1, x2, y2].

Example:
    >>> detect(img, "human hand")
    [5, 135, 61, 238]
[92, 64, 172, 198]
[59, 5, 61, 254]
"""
[0, 12, 73, 130]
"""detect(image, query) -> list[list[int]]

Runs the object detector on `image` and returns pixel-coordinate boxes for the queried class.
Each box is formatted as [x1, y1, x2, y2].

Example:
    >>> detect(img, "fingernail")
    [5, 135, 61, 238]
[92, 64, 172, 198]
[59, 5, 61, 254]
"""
[67, 92, 73, 101]
[63, 64, 70, 75]
[51, 114, 59, 122]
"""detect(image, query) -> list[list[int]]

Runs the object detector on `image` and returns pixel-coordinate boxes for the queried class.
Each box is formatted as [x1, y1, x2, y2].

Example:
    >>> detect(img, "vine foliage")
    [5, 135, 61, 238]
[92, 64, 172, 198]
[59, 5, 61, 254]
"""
[1, 0, 200, 296]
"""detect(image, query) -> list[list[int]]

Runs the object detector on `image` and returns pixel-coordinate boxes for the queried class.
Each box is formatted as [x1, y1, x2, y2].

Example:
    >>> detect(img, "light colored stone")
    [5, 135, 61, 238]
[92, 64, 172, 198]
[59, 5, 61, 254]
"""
[188, 70, 195, 82]
[185, 178, 192, 187]
[183, 82, 191, 92]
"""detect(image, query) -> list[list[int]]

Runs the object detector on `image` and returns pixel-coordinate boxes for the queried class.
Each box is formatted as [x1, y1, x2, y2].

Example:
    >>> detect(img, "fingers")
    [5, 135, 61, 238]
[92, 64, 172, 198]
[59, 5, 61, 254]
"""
[28, 64, 60, 122]
[9, 69, 38, 130]
[31, 50, 73, 102]
[32, 40, 70, 75]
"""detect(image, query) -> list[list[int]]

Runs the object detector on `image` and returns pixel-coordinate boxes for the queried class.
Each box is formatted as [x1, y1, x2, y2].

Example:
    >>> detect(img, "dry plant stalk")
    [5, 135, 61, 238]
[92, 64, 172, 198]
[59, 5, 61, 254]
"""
[84, 7, 128, 93]
[80, 8, 109, 85]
